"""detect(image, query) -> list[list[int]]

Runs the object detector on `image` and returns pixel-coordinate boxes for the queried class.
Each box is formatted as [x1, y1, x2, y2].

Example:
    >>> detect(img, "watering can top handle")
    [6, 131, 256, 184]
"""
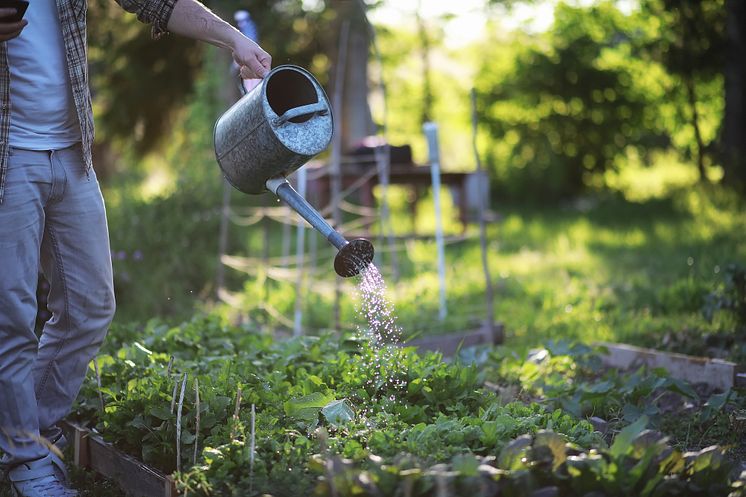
[272, 102, 329, 126]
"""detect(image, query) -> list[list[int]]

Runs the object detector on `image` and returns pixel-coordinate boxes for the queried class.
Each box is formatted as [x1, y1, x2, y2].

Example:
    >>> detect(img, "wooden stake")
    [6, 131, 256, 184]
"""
[193, 378, 200, 465]
[470, 89, 498, 341]
[170, 375, 179, 414]
[176, 372, 188, 473]
[249, 404, 256, 494]
[216, 179, 231, 297]
[231, 386, 243, 439]
[330, 20, 350, 332]
[293, 168, 307, 337]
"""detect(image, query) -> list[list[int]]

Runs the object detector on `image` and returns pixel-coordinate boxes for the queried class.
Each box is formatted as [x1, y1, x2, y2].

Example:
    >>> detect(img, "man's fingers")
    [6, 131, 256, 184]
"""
[239, 65, 252, 79]
[239, 64, 263, 80]
[240, 56, 269, 79]
[259, 53, 272, 71]
[0, 7, 17, 17]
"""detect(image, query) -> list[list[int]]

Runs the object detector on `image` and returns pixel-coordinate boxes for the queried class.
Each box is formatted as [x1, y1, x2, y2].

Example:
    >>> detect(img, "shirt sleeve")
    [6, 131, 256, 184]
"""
[114, 0, 178, 39]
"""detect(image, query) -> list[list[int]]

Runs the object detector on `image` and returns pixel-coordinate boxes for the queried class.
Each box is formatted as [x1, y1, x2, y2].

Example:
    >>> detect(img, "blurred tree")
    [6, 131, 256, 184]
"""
[638, 0, 726, 182]
[485, 0, 745, 193]
[722, 0, 746, 190]
[88, 0, 202, 159]
[476, 3, 669, 200]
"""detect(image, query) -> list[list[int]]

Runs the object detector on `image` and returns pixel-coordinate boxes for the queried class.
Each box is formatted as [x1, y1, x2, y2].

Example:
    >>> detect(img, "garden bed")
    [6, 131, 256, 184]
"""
[60, 315, 746, 496]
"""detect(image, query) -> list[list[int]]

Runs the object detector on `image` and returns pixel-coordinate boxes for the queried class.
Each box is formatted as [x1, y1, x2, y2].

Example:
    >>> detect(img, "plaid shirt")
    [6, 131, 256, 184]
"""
[0, 0, 177, 203]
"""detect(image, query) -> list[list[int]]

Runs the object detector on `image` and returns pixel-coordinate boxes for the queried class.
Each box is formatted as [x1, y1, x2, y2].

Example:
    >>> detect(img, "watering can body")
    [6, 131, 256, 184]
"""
[214, 65, 333, 194]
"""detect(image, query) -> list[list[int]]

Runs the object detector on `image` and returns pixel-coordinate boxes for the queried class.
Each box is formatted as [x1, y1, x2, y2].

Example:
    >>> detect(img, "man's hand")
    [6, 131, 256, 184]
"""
[0, 8, 27, 41]
[167, 0, 272, 79]
[232, 37, 271, 80]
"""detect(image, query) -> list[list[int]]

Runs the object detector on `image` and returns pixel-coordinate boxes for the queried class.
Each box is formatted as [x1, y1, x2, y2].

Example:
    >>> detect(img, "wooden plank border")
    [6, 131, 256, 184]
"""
[405, 323, 504, 357]
[595, 341, 741, 391]
[61, 421, 178, 497]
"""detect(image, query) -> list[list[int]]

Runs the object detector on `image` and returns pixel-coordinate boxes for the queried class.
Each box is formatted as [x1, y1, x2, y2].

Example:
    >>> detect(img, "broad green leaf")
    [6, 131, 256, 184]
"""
[498, 435, 531, 470]
[534, 430, 568, 471]
[181, 431, 196, 444]
[701, 390, 731, 422]
[665, 378, 698, 400]
[284, 392, 335, 422]
[210, 396, 232, 413]
[622, 402, 659, 423]
[150, 406, 173, 420]
[610, 415, 648, 459]
[321, 399, 355, 426]
[128, 415, 149, 430]
[586, 380, 614, 394]
[691, 445, 724, 473]
[452, 454, 480, 476]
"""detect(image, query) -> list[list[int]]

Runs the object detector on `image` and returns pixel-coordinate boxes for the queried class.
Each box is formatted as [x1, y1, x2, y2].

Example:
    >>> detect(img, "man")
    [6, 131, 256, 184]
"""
[0, 1, 271, 495]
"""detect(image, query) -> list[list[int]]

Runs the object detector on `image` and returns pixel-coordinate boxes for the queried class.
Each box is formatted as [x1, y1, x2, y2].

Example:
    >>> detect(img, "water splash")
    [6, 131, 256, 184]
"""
[357, 264, 401, 347]
[354, 264, 406, 415]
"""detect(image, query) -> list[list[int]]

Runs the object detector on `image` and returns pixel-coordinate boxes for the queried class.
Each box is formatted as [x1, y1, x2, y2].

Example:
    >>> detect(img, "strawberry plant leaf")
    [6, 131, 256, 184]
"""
[321, 399, 355, 426]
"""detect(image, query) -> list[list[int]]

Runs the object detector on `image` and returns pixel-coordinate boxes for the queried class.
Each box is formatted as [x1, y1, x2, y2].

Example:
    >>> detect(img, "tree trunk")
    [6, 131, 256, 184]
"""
[329, 1, 373, 152]
[416, 1, 434, 126]
[684, 74, 707, 182]
[723, 0, 746, 190]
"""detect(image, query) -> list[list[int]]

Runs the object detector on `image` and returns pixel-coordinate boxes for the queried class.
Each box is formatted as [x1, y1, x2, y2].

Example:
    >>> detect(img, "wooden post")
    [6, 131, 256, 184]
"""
[281, 207, 291, 269]
[249, 404, 256, 494]
[193, 377, 200, 465]
[216, 179, 231, 296]
[176, 372, 188, 473]
[293, 168, 307, 336]
[357, 0, 400, 281]
[330, 20, 350, 331]
[470, 89, 499, 342]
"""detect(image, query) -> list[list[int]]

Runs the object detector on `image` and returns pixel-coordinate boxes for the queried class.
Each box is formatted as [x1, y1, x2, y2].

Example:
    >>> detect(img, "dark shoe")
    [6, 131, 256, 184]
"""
[7, 454, 78, 497]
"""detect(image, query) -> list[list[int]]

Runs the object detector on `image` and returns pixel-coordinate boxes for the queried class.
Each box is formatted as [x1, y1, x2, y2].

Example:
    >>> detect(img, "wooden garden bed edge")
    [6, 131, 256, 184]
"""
[60, 420, 179, 497]
[404, 322, 504, 357]
[595, 341, 743, 391]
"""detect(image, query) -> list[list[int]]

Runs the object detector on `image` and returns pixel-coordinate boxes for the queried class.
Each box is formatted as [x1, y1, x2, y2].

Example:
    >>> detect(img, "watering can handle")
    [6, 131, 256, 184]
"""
[273, 102, 328, 126]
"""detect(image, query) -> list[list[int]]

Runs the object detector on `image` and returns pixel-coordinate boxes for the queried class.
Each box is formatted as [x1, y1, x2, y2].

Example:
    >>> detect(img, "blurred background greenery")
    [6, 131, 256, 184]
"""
[85, 0, 746, 356]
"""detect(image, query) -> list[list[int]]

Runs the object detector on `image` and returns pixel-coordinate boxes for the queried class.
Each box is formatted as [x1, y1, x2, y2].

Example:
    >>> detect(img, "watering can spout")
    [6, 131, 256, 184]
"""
[266, 176, 374, 277]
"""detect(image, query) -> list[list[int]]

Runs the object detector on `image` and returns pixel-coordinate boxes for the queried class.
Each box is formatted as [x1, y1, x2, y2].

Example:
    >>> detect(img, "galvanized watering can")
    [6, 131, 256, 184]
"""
[214, 64, 373, 277]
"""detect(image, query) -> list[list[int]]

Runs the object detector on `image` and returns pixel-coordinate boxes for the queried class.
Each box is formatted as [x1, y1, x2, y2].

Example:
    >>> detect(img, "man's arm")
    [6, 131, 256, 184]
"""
[167, 0, 271, 79]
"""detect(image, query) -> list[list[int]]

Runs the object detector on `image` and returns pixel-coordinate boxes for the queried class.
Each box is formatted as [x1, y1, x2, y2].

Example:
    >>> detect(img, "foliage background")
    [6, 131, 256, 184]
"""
[82, 0, 746, 341]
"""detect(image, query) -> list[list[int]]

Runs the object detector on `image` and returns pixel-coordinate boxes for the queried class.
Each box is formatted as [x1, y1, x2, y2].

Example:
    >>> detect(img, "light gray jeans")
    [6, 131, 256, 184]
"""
[0, 144, 115, 466]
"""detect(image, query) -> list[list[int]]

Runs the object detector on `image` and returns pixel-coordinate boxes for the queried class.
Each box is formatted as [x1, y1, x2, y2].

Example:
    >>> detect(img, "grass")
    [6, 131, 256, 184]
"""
[322, 182, 746, 359]
[105, 166, 746, 362]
